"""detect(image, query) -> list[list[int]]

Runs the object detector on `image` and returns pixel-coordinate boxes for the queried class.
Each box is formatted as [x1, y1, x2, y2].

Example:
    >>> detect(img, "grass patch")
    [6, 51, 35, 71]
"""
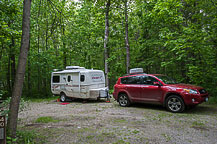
[192, 121, 205, 127]
[161, 133, 171, 142]
[86, 135, 95, 140]
[132, 129, 140, 134]
[113, 139, 130, 144]
[7, 129, 46, 144]
[35, 116, 60, 123]
[77, 127, 90, 132]
[113, 119, 127, 123]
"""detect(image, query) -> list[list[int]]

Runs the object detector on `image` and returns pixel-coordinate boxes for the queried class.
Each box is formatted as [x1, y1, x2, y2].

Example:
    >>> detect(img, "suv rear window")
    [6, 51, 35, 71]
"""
[121, 77, 127, 84]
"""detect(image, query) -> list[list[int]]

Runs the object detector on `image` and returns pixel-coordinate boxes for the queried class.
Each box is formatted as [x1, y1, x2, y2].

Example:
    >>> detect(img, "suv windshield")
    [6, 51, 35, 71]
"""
[155, 75, 179, 84]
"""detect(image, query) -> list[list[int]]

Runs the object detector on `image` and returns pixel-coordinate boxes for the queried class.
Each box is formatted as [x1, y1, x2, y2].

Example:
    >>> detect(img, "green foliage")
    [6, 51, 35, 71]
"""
[7, 130, 45, 144]
[0, 0, 216, 103]
[0, 95, 28, 117]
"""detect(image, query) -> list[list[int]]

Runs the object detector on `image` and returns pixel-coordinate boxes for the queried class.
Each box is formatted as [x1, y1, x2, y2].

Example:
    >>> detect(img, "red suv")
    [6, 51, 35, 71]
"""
[113, 73, 209, 112]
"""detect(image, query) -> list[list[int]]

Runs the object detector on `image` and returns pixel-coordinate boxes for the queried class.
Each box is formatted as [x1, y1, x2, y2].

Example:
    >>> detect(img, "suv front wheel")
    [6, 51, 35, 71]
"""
[118, 93, 130, 107]
[166, 95, 185, 113]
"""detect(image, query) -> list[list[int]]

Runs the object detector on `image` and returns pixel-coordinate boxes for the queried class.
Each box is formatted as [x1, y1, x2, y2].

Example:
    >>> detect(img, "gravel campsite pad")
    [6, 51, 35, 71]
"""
[18, 99, 217, 144]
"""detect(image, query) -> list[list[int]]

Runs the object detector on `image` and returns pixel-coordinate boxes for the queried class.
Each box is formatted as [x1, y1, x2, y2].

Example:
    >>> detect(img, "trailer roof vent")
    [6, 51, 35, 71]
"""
[53, 69, 59, 72]
[66, 66, 85, 70]
[129, 68, 144, 74]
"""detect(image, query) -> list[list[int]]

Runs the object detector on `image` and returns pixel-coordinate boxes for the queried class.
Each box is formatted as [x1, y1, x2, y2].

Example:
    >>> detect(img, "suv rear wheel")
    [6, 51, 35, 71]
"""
[166, 95, 185, 113]
[118, 94, 130, 107]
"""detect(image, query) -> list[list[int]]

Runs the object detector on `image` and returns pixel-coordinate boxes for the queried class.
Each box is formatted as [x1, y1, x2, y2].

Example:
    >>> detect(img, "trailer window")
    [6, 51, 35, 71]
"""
[67, 75, 71, 82]
[80, 75, 85, 82]
[53, 76, 60, 83]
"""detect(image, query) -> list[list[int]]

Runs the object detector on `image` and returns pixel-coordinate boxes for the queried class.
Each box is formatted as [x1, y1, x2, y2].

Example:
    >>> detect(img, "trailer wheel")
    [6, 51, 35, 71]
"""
[60, 93, 67, 102]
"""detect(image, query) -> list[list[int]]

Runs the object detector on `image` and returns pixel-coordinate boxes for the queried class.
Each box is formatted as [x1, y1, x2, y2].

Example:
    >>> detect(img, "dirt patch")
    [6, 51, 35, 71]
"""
[18, 99, 217, 144]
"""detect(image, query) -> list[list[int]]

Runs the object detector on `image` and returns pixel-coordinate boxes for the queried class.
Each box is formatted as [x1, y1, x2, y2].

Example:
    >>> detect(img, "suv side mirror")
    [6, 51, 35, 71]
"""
[154, 82, 161, 86]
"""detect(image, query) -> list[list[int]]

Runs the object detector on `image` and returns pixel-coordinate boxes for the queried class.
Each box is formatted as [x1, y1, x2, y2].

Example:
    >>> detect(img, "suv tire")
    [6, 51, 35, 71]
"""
[166, 95, 185, 113]
[118, 93, 130, 107]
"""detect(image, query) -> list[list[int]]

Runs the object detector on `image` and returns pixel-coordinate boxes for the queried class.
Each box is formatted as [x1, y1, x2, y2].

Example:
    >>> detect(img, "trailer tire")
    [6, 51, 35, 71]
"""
[60, 93, 67, 102]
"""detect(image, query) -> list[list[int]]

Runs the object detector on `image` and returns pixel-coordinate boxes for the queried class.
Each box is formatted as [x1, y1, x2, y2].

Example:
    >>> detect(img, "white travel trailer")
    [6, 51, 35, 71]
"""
[51, 66, 109, 102]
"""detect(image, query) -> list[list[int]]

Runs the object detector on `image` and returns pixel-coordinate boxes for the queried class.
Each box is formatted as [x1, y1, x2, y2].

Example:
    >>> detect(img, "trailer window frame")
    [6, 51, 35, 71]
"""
[53, 75, 60, 83]
[80, 75, 85, 82]
[67, 75, 71, 82]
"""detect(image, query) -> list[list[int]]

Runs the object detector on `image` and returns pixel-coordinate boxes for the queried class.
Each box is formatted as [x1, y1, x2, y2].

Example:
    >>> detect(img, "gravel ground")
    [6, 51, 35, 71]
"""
[18, 98, 217, 144]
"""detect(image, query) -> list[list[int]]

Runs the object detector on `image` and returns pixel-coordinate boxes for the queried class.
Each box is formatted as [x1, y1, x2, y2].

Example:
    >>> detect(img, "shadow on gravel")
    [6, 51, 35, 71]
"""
[185, 104, 217, 115]
[129, 103, 166, 112]
[60, 98, 109, 104]
[119, 103, 217, 116]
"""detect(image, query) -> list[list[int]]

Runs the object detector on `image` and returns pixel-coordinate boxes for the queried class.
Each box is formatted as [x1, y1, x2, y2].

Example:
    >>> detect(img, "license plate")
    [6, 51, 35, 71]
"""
[205, 97, 208, 102]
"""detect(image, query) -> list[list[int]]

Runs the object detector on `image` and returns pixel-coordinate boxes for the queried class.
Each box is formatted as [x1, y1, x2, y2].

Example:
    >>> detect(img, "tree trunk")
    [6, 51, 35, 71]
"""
[7, 56, 11, 93]
[27, 39, 31, 97]
[104, 0, 110, 89]
[0, 43, 3, 61]
[7, 0, 32, 138]
[11, 37, 16, 87]
[125, 0, 130, 74]
[63, 26, 67, 68]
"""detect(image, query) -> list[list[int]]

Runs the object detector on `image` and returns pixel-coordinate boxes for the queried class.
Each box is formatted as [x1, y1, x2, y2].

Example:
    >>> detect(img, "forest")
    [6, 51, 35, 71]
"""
[0, 0, 217, 103]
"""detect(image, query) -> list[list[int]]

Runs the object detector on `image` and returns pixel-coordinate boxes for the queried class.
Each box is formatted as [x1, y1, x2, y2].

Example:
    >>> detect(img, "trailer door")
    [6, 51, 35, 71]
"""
[71, 72, 80, 97]
[65, 74, 73, 97]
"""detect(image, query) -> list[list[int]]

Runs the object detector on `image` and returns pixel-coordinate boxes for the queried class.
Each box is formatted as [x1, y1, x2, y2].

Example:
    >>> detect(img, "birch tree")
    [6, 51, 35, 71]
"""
[104, 0, 111, 88]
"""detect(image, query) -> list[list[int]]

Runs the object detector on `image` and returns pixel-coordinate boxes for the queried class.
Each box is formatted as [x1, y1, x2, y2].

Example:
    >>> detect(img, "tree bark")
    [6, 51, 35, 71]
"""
[104, 0, 110, 89]
[0, 43, 3, 61]
[7, 0, 32, 138]
[124, 0, 130, 74]
[27, 38, 31, 97]
[11, 37, 16, 87]
[63, 25, 67, 68]
[7, 56, 11, 93]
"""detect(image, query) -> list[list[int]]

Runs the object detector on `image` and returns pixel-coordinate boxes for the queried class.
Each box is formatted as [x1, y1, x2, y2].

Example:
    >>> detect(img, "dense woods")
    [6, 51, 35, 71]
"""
[0, 0, 217, 102]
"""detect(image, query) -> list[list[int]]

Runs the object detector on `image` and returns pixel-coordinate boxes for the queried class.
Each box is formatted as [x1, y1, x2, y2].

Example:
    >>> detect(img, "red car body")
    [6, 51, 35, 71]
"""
[113, 74, 209, 112]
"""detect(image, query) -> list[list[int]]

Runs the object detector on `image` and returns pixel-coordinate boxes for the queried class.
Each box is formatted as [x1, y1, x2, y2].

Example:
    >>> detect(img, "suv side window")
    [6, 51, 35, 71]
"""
[127, 76, 140, 84]
[148, 76, 159, 85]
[121, 76, 140, 84]
[141, 76, 159, 85]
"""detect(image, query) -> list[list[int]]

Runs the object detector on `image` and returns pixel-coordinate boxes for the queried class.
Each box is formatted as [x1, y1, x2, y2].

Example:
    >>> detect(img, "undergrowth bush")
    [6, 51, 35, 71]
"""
[0, 95, 29, 117]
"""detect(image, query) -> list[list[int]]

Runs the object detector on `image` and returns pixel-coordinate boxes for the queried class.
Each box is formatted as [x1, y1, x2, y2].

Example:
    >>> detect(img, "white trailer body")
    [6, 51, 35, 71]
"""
[51, 66, 108, 101]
